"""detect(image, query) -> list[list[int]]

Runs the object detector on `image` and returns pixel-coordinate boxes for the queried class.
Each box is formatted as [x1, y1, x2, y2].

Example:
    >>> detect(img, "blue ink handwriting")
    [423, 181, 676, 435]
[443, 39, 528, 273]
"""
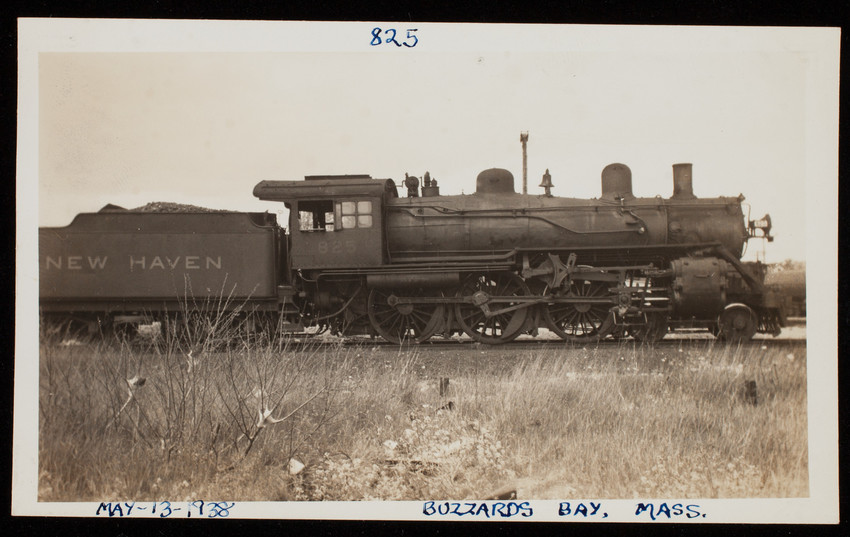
[558, 502, 607, 518]
[634, 502, 704, 520]
[423, 501, 532, 518]
[371, 27, 418, 48]
[95, 501, 235, 518]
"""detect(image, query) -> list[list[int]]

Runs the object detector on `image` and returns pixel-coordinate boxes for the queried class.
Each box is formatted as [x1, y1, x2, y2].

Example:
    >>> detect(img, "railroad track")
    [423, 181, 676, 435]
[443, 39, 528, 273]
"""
[62, 328, 805, 353]
[274, 334, 807, 353]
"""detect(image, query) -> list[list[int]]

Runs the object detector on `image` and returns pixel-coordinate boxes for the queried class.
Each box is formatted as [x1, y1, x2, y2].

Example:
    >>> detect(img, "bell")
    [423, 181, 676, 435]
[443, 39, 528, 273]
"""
[539, 169, 553, 196]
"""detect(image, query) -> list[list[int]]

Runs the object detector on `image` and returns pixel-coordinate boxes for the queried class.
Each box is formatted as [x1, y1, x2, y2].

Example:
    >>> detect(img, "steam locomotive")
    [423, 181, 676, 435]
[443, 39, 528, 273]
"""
[39, 161, 781, 343]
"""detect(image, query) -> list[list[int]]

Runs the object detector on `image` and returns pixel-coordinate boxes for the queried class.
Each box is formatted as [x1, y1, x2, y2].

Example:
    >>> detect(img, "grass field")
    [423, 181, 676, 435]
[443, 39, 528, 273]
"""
[38, 329, 808, 501]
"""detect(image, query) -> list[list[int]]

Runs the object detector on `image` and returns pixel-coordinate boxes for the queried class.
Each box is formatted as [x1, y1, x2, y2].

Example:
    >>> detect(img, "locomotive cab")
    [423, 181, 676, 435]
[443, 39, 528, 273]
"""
[253, 175, 399, 269]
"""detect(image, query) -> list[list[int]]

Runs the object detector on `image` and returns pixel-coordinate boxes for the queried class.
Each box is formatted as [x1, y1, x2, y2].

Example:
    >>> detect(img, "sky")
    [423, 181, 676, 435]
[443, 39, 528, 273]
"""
[31, 22, 837, 263]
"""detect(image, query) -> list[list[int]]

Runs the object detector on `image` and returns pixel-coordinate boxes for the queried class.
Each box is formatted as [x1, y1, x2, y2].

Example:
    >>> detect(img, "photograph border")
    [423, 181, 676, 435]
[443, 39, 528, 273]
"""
[14, 18, 840, 523]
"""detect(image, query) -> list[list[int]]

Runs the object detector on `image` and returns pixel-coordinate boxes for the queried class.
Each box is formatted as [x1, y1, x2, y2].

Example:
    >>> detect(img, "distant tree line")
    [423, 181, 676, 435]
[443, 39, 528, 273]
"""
[767, 259, 805, 273]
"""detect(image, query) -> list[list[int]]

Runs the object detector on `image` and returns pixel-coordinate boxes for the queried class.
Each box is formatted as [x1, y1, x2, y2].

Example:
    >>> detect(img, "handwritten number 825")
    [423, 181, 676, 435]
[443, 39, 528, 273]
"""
[371, 28, 418, 48]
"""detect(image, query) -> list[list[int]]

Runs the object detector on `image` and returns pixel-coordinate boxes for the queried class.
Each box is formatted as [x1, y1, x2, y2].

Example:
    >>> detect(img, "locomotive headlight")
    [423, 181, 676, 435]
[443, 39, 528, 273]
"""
[748, 213, 774, 242]
[751, 216, 770, 229]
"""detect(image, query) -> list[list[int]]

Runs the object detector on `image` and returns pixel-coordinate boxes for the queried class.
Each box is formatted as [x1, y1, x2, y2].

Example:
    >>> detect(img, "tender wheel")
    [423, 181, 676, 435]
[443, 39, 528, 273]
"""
[454, 272, 531, 344]
[367, 288, 444, 344]
[717, 304, 758, 342]
[543, 279, 616, 341]
[629, 312, 668, 343]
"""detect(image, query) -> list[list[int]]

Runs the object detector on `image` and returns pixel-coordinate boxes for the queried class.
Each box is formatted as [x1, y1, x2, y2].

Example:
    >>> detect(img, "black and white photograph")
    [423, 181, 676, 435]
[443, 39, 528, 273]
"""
[14, 19, 838, 522]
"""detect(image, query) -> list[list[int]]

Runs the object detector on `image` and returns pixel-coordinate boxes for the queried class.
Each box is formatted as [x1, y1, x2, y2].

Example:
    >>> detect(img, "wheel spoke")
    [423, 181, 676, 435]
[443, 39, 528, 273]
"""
[367, 288, 444, 344]
[453, 272, 531, 344]
[717, 305, 757, 343]
[544, 279, 615, 341]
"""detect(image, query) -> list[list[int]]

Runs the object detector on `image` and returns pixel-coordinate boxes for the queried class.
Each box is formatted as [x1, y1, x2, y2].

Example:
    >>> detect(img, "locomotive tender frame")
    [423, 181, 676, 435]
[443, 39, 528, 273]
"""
[40, 162, 781, 344]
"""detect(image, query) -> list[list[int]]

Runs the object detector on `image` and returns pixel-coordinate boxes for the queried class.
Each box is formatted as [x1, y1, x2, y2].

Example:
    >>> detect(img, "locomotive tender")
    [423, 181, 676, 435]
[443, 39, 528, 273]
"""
[39, 161, 781, 343]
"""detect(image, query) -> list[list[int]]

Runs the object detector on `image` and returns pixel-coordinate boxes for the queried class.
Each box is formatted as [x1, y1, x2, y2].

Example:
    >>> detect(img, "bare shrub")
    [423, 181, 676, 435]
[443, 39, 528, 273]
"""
[38, 303, 348, 501]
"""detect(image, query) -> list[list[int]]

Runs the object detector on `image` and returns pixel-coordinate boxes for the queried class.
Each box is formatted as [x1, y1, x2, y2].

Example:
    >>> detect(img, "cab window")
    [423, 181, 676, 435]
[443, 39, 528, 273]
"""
[336, 200, 372, 229]
[298, 200, 334, 232]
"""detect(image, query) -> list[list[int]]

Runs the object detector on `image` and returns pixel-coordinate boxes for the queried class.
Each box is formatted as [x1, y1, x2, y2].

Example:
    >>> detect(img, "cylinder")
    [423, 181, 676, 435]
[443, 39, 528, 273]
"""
[672, 163, 695, 199]
[601, 163, 634, 200]
[670, 257, 728, 318]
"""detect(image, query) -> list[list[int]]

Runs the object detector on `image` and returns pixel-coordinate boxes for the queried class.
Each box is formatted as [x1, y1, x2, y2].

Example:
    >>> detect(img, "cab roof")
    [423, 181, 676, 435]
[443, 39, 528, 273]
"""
[253, 175, 399, 202]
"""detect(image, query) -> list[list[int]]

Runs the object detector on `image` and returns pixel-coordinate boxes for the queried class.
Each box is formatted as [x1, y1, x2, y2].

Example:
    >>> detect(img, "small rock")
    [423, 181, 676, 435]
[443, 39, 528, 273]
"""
[288, 458, 305, 475]
[483, 486, 517, 500]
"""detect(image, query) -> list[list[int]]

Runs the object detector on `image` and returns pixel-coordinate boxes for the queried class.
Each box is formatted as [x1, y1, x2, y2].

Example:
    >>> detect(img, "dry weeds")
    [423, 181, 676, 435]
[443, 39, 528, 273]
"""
[38, 325, 807, 501]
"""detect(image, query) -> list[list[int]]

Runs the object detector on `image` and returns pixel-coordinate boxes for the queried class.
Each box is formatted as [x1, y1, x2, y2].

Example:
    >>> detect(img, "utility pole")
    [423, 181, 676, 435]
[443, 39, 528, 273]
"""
[520, 131, 529, 194]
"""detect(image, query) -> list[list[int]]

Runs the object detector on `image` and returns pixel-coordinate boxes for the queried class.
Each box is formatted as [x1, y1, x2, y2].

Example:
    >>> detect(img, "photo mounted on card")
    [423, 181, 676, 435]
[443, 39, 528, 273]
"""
[14, 19, 839, 523]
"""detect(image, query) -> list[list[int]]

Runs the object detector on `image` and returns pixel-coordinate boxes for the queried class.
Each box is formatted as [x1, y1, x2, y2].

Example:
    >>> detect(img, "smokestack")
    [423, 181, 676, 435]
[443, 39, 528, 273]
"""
[672, 163, 696, 199]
